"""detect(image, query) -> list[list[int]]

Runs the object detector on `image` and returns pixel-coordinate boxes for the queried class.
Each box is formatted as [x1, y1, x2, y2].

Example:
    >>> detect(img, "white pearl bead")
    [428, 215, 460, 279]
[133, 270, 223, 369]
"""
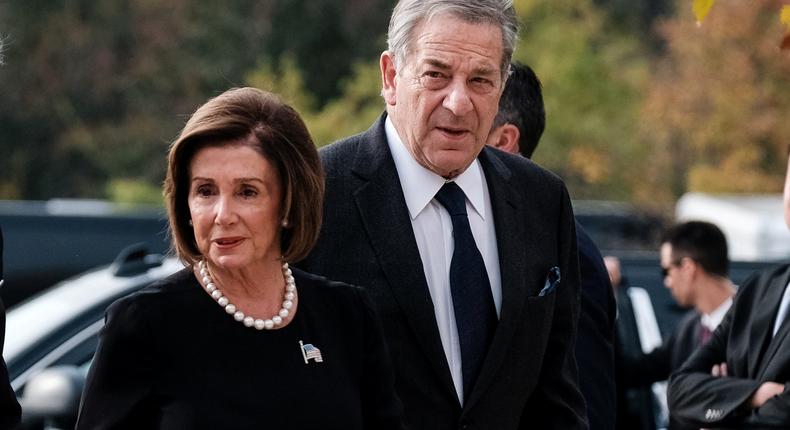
[198, 259, 297, 331]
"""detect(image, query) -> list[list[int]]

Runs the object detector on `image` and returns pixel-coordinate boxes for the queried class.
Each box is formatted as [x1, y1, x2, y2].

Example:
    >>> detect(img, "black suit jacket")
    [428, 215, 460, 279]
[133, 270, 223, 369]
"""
[669, 263, 790, 428]
[575, 224, 617, 430]
[622, 309, 702, 388]
[1, 228, 22, 429]
[299, 115, 586, 430]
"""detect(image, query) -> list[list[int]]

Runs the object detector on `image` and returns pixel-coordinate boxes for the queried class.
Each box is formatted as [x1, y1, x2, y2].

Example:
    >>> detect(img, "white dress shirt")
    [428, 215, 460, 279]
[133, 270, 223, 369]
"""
[385, 117, 502, 405]
[773, 282, 790, 337]
[700, 297, 732, 333]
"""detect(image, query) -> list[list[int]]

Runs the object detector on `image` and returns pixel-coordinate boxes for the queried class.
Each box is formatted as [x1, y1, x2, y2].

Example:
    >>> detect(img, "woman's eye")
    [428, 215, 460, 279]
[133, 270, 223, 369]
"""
[240, 188, 258, 198]
[195, 185, 214, 197]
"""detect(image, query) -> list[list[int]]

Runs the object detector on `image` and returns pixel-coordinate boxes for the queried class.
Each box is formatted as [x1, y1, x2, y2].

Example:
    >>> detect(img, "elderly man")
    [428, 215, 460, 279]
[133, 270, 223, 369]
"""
[668, 156, 790, 427]
[300, 1, 586, 429]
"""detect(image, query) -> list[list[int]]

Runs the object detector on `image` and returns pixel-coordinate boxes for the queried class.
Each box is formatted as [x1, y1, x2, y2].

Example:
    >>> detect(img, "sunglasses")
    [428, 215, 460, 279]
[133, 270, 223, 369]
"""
[660, 259, 684, 278]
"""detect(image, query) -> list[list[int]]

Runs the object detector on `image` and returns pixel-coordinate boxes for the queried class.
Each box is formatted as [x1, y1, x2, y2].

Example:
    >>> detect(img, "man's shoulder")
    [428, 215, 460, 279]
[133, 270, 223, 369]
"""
[481, 146, 567, 191]
[741, 262, 790, 290]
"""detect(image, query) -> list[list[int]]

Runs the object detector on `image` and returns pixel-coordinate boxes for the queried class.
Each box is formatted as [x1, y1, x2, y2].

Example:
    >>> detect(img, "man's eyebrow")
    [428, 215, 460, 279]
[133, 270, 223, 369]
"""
[424, 58, 451, 70]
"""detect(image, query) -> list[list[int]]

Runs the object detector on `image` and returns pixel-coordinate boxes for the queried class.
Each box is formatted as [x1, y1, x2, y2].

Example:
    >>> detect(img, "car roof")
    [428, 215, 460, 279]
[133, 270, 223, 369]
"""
[4, 257, 183, 361]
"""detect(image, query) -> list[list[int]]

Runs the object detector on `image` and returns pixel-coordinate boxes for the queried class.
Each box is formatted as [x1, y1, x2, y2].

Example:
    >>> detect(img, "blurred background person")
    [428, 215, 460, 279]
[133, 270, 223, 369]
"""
[620, 220, 735, 430]
[487, 61, 617, 430]
[76, 87, 401, 429]
[1, 227, 22, 429]
[0, 35, 23, 430]
[668, 149, 790, 428]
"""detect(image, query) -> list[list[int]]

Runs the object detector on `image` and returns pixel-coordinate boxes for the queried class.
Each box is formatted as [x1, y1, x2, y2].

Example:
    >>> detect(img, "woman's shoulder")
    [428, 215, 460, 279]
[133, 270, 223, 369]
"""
[108, 267, 198, 319]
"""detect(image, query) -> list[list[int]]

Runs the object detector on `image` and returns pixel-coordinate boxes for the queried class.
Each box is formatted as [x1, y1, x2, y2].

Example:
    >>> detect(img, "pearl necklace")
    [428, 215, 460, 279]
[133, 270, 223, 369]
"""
[197, 260, 296, 330]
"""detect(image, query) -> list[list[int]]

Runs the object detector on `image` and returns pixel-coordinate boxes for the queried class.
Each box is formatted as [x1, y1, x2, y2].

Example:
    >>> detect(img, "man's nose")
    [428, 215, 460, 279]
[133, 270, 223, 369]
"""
[442, 79, 473, 116]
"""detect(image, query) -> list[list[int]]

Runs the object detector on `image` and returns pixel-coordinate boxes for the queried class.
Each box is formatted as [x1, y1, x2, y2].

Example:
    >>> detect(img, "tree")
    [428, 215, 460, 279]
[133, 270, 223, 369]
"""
[513, 0, 651, 201]
[639, 0, 790, 202]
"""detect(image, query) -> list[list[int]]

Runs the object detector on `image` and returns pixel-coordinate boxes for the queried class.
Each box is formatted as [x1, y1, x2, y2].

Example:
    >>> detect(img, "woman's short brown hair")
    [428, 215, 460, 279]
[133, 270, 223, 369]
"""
[164, 87, 324, 265]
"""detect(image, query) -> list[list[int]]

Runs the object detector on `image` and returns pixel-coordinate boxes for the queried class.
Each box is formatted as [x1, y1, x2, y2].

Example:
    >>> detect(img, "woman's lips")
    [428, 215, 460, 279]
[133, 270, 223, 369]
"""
[213, 237, 244, 248]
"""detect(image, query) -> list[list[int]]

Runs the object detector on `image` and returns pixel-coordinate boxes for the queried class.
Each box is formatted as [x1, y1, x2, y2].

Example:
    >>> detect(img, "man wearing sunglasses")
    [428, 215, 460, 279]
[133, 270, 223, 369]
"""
[620, 220, 735, 430]
[669, 152, 790, 427]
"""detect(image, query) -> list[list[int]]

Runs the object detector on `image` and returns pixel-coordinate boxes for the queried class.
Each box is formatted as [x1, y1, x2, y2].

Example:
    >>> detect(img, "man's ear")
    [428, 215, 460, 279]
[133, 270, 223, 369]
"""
[381, 51, 398, 106]
[490, 124, 520, 155]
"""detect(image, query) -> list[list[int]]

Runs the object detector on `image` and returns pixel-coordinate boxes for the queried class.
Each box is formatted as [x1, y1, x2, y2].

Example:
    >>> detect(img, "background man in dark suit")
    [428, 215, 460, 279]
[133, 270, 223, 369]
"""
[1, 228, 22, 429]
[0, 37, 23, 429]
[621, 221, 735, 430]
[299, 1, 587, 429]
[486, 62, 617, 430]
[668, 154, 790, 427]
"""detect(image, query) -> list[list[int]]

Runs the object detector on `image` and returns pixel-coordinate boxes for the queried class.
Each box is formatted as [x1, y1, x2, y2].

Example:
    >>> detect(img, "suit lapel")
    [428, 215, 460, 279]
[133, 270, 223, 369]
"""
[464, 148, 530, 410]
[754, 267, 790, 379]
[749, 266, 790, 378]
[350, 115, 457, 400]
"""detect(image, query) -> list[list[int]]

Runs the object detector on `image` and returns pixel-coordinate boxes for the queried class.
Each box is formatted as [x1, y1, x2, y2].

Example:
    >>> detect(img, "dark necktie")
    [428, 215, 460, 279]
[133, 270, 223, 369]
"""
[699, 324, 712, 346]
[434, 181, 497, 398]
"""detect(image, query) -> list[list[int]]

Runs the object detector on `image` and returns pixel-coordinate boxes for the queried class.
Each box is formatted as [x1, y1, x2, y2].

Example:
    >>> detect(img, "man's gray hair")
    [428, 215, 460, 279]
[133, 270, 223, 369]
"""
[387, 0, 518, 80]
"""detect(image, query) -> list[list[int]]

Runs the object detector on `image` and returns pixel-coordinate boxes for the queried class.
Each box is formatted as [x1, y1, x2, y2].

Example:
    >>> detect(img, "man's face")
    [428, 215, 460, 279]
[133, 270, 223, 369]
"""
[381, 14, 505, 178]
[661, 243, 694, 307]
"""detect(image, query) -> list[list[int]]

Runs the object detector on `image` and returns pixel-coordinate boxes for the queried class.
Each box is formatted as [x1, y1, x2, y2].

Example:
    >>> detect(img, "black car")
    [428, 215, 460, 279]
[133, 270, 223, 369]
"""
[4, 245, 182, 430]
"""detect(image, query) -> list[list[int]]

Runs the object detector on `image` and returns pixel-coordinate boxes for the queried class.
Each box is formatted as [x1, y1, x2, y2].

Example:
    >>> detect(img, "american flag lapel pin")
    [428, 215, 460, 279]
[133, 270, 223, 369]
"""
[299, 340, 324, 364]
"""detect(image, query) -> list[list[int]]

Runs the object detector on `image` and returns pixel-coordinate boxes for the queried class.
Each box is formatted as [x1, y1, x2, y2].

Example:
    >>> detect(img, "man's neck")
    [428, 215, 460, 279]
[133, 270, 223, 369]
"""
[695, 275, 736, 315]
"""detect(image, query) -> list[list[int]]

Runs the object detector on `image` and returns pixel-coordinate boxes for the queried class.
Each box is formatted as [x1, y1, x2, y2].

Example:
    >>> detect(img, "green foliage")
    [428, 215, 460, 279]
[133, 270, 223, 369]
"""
[640, 0, 790, 200]
[513, 0, 650, 201]
[105, 178, 163, 205]
[246, 59, 383, 146]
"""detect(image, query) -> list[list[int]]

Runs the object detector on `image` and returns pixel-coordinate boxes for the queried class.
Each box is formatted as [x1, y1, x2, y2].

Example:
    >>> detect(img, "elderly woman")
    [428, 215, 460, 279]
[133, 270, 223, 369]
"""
[76, 88, 402, 429]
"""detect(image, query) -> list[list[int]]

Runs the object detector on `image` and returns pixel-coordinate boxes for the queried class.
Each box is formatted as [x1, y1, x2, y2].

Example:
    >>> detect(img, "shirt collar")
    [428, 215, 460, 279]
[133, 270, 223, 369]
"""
[701, 297, 733, 331]
[385, 116, 487, 221]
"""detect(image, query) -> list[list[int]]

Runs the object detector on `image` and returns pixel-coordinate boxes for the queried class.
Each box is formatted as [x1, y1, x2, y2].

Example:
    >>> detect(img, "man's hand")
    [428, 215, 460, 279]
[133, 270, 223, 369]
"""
[750, 382, 785, 408]
[711, 362, 728, 377]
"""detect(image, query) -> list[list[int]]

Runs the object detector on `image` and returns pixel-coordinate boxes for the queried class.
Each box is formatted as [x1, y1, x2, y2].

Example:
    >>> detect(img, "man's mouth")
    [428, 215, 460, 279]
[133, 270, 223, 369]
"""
[436, 126, 469, 137]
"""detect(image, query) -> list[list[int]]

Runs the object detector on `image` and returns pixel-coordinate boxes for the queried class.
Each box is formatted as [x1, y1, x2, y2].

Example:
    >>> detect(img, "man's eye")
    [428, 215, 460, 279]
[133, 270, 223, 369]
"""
[471, 77, 494, 87]
[424, 71, 444, 79]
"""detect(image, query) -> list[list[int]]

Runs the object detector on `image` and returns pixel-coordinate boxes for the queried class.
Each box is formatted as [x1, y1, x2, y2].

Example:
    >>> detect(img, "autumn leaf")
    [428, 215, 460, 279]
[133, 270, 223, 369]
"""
[693, 0, 716, 24]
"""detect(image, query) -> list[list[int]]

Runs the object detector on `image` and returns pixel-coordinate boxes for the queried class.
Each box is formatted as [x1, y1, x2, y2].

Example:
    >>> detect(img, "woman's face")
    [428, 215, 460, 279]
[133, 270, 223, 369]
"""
[188, 142, 283, 270]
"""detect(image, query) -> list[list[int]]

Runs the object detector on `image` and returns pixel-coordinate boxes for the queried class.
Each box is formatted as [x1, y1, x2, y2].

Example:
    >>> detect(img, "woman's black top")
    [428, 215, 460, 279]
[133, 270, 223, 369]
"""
[76, 267, 402, 429]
